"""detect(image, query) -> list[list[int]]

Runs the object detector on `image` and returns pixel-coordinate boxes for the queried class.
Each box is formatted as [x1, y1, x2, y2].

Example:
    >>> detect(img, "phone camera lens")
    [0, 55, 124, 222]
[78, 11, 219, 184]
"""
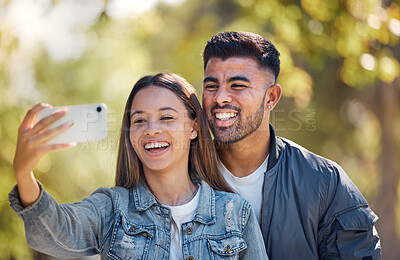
[97, 106, 102, 112]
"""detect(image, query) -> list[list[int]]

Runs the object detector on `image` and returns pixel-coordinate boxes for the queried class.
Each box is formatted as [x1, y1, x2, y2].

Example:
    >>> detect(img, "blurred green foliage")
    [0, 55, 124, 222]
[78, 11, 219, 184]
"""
[0, 0, 399, 259]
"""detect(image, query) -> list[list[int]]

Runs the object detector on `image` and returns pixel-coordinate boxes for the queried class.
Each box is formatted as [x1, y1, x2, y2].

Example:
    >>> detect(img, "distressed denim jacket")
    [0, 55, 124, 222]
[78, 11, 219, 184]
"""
[9, 180, 268, 260]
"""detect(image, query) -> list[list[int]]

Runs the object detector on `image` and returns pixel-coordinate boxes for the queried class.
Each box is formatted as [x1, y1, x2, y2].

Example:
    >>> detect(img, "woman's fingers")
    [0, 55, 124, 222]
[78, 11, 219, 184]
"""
[19, 103, 52, 133]
[13, 124, 76, 176]
[38, 142, 77, 154]
[31, 122, 74, 145]
[13, 104, 76, 180]
[29, 108, 67, 136]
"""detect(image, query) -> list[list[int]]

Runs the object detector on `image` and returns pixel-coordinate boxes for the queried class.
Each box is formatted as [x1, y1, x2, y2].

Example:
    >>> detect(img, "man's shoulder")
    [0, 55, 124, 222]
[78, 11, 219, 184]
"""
[275, 136, 369, 208]
[276, 136, 341, 176]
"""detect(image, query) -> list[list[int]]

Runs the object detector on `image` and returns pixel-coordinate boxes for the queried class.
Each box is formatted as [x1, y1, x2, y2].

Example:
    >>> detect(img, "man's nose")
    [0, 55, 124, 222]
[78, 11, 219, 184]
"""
[214, 86, 232, 106]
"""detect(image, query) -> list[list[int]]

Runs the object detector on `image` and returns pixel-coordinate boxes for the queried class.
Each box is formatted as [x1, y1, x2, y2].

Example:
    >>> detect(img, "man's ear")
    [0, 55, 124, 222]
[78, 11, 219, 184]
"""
[265, 84, 282, 111]
[190, 119, 198, 139]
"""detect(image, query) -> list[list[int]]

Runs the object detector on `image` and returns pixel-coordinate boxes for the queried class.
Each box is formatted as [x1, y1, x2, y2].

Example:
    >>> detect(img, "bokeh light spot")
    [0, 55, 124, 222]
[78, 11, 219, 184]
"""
[360, 53, 376, 71]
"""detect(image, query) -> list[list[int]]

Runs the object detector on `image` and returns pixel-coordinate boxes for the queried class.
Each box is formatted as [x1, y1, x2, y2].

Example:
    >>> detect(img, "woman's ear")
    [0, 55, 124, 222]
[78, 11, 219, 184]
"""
[190, 119, 198, 139]
[265, 84, 282, 111]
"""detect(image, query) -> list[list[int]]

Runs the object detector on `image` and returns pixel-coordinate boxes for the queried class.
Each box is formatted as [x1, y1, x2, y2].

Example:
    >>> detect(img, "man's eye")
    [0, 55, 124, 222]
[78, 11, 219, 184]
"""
[232, 84, 246, 89]
[205, 85, 218, 91]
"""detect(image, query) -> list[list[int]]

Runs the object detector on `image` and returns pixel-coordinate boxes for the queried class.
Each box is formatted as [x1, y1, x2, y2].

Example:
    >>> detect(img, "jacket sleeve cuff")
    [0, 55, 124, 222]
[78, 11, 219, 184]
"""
[8, 181, 50, 221]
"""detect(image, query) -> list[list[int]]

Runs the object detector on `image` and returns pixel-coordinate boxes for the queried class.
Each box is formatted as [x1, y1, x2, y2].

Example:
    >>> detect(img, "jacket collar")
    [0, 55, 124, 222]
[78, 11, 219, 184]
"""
[192, 180, 216, 225]
[267, 123, 282, 171]
[133, 182, 158, 211]
[133, 180, 216, 225]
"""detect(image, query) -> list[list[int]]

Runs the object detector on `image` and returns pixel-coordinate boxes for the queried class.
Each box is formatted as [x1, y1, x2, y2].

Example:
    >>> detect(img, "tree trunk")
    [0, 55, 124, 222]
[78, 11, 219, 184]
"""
[374, 82, 399, 259]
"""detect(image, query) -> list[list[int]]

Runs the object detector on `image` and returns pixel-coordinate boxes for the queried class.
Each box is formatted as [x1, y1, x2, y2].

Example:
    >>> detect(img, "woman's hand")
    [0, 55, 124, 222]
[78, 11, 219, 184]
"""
[13, 103, 75, 207]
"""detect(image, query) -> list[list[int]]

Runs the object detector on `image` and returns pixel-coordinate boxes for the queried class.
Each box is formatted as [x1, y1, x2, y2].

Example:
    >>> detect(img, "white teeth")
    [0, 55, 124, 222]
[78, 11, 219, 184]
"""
[145, 142, 169, 150]
[215, 112, 237, 121]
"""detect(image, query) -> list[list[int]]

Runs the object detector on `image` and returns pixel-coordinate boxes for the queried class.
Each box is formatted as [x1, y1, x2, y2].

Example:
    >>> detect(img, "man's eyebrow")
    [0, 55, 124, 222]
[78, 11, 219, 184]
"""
[228, 76, 250, 83]
[203, 77, 218, 84]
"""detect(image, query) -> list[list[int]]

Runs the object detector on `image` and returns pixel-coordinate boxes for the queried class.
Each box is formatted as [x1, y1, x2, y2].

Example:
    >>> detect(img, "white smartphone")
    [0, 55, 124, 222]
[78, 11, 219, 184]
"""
[37, 103, 108, 144]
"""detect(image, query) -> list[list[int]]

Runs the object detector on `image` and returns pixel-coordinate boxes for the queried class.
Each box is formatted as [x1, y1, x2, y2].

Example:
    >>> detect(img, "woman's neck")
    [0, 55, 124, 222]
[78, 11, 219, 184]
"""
[143, 168, 197, 206]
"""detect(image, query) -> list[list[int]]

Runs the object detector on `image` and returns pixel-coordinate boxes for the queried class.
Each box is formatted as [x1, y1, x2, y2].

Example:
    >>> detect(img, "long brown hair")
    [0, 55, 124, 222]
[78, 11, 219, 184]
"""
[115, 73, 233, 192]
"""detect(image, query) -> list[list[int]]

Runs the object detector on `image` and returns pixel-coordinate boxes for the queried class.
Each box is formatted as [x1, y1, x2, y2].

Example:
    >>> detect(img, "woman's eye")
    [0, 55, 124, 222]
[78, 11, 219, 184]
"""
[132, 118, 146, 124]
[161, 115, 174, 120]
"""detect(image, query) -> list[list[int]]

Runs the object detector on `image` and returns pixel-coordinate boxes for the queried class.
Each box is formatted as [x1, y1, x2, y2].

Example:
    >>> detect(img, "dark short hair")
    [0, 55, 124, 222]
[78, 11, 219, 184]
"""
[202, 32, 280, 81]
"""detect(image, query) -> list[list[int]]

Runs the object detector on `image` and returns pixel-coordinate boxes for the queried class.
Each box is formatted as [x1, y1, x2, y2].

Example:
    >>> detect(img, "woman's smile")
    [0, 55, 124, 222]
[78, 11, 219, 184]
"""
[143, 140, 170, 156]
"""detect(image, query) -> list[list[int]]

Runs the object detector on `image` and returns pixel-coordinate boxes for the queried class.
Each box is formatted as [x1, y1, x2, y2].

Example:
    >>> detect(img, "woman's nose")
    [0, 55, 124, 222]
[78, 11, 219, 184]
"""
[144, 121, 162, 136]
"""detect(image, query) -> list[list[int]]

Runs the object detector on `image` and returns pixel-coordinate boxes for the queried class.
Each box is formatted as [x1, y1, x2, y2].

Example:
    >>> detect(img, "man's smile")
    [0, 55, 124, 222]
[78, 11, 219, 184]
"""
[211, 106, 240, 127]
[215, 112, 238, 121]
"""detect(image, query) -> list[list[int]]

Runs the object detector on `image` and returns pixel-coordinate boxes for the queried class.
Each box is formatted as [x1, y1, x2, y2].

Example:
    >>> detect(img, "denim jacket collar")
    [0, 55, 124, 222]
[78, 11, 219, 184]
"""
[192, 180, 216, 225]
[133, 182, 158, 211]
[133, 180, 216, 225]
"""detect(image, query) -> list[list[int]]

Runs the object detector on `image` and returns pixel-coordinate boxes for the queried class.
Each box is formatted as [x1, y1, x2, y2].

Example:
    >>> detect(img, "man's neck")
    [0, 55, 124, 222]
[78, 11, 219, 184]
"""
[217, 129, 271, 178]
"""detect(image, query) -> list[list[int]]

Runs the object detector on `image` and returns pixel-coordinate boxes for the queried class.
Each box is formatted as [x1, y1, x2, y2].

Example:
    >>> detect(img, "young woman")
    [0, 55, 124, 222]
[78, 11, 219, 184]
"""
[9, 73, 267, 259]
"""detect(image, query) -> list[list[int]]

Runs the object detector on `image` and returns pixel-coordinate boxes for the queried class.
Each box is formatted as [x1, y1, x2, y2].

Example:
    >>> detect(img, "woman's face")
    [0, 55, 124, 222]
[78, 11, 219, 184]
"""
[129, 86, 197, 174]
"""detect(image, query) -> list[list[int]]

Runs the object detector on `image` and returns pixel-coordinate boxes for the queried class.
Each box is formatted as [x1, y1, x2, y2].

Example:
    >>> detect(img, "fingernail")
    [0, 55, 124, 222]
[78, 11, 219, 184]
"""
[54, 108, 67, 114]
[63, 121, 74, 128]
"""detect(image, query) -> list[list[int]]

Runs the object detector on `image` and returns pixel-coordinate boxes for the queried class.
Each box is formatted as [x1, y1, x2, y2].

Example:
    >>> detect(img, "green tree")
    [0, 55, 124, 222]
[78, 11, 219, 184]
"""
[0, 0, 398, 258]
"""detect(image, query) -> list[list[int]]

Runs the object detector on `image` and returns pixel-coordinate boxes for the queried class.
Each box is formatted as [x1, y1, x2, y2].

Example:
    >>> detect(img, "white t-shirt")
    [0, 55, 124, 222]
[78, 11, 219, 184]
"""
[218, 155, 268, 224]
[163, 185, 201, 260]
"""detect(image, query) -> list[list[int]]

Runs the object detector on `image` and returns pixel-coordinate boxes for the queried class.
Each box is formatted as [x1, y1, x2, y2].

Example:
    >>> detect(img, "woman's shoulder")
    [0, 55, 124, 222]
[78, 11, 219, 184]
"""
[213, 189, 249, 206]
[86, 186, 132, 206]
[200, 180, 249, 207]
[200, 183, 254, 230]
[91, 186, 131, 195]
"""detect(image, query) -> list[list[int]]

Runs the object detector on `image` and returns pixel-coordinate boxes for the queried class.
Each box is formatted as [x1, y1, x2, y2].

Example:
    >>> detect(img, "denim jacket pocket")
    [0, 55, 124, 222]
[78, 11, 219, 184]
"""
[108, 215, 154, 260]
[208, 235, 247, 259]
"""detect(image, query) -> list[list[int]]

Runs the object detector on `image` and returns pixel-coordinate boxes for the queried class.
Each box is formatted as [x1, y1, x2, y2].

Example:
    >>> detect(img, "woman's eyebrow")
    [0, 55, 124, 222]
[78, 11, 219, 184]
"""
[130, 107, 178, 118]
[130, 110, 144, 118]
[160, 107, 178, 113]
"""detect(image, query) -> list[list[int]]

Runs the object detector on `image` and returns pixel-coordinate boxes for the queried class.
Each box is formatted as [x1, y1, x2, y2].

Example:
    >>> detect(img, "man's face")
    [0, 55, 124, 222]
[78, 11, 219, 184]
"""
[202, 57, 274, 143]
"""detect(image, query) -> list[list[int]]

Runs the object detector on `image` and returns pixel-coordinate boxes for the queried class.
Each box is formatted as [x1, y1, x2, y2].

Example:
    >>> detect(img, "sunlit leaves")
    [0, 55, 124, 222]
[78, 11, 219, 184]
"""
[378, 55, 400, 83]
[280, 67, 313, 108]
[301, 0, 335, 21]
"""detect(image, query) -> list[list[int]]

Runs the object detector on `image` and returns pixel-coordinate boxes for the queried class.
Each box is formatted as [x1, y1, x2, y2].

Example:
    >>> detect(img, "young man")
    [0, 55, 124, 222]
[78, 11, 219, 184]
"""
[202, 31, 381, 259]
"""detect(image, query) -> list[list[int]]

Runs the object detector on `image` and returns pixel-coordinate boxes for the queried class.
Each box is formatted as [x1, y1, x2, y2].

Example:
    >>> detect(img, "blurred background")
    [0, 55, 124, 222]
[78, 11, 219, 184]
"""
[0, 0, 399, 259]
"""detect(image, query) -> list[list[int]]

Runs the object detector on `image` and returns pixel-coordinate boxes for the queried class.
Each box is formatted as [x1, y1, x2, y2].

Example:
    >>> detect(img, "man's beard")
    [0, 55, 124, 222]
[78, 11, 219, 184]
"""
[209, 93, 266, 144]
